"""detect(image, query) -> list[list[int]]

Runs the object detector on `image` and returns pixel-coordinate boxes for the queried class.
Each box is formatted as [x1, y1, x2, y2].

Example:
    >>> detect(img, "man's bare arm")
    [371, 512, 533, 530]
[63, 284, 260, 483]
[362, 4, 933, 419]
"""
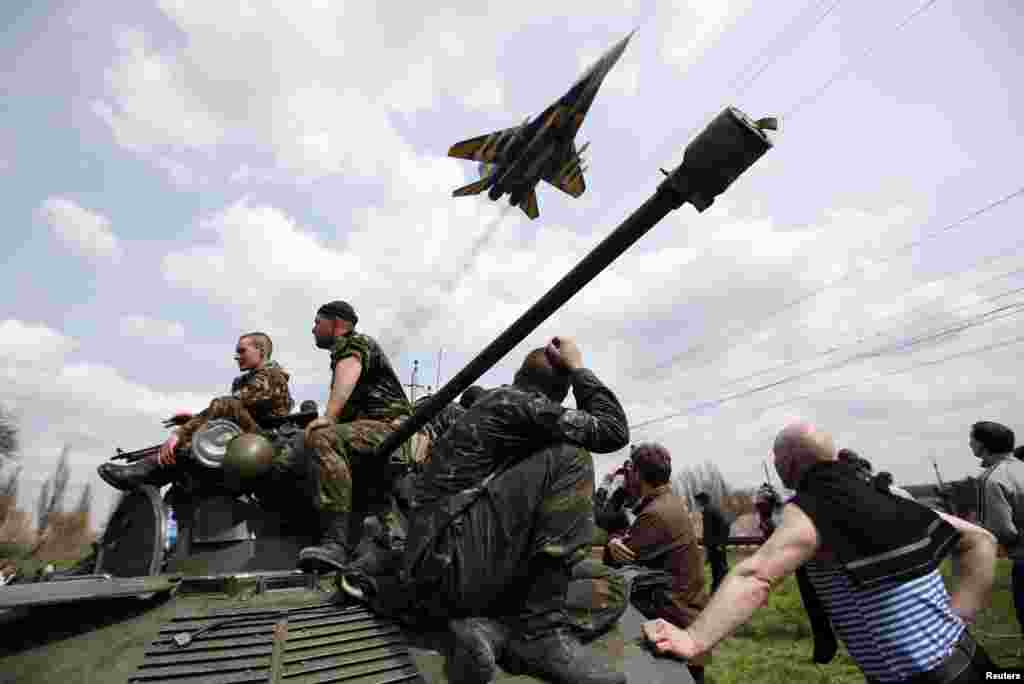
[647, 503, 820, 659]
[325, 356, 362, 420]
[305, 356, 362, 441]
[936, 511, 996, 623]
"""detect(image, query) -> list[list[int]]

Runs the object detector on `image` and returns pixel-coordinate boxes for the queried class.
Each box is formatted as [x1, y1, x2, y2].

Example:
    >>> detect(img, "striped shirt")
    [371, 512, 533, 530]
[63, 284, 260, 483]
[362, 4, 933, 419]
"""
[804, 561, 964, 681]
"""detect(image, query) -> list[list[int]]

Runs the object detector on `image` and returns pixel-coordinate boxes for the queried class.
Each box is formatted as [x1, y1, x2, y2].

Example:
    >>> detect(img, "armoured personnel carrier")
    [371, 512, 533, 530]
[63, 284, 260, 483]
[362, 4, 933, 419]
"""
[0, 406, 692, 684]
[1, 106, 775, 684]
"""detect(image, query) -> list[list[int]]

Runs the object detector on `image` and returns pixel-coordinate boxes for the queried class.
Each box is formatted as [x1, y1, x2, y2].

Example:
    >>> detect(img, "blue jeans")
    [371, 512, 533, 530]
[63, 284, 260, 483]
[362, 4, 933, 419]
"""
[1013, 559, 1024, 634]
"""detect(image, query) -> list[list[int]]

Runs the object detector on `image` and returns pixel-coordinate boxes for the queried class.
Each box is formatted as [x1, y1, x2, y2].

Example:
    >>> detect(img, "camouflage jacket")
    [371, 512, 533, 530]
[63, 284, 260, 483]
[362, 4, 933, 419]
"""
[424, 401, 465, 443]
[178, 361, 294, 447]
[230, 361, 294, 420]
[329, 332, 411, 422]
[413, 367, 628, 506]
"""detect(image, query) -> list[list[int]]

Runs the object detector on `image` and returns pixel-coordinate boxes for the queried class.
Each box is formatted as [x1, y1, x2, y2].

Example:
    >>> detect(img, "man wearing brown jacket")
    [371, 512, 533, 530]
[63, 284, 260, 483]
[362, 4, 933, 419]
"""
[605, 442, 710, 683]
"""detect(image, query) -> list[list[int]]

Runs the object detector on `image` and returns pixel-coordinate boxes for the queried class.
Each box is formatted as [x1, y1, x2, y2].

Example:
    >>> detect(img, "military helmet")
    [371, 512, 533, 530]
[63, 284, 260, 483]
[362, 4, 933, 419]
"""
[222, 433, 275, 486]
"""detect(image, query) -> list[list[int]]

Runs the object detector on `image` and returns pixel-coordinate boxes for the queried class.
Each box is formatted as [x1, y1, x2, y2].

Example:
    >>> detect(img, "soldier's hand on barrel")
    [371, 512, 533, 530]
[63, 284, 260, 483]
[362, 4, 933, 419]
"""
[158, 434, 180, 466]
[642, 618, 698, 659]
[545, 336, 582, 371]
[304, 414, 337, 443]
[607, 537, 636, 563]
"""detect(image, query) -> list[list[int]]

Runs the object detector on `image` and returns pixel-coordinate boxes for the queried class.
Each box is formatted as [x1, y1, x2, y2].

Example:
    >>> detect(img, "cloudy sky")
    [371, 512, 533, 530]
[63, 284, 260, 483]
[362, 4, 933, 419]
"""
[2, 0, 1022, 526]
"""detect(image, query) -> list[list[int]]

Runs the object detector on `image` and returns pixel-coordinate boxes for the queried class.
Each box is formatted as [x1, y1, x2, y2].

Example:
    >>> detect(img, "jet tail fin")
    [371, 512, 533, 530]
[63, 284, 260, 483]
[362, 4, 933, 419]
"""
[519, 188, 539, 220]
[452, 177, 492, 197]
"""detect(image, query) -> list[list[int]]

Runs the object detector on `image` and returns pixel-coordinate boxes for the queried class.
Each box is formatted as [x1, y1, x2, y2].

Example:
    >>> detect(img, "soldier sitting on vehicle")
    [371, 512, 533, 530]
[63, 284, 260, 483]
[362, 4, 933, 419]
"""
[98, 332, 294, 492]
[298, 301, 414, 573]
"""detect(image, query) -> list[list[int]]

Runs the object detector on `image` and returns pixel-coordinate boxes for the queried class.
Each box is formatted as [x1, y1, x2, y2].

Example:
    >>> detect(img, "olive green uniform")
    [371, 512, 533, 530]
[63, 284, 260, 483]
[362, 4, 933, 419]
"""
[177, 361, 294, 452]
[305, 332, 411, 538]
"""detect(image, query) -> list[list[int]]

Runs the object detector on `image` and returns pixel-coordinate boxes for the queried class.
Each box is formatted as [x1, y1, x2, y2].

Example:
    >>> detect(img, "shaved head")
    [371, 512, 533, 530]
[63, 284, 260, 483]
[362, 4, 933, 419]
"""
[513, 347, 570, 402]
[773, 422, 837, 489]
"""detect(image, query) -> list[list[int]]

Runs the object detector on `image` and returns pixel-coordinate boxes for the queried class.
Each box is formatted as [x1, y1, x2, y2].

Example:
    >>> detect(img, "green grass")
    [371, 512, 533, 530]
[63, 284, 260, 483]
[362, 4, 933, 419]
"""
[704, 552, 1022, 684]
[1, 542, 93, 576]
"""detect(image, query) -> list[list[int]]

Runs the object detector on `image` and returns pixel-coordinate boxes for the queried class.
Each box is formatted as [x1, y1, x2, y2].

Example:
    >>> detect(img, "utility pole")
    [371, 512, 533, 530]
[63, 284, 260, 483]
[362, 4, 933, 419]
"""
[435, 348, 444, 389]
[404, 360, 429, 403]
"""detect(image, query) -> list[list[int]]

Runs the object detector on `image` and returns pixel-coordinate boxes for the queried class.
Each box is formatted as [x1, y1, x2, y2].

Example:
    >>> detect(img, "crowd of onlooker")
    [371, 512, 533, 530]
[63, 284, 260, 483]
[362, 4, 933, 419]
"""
[595, 420, 1024, 684]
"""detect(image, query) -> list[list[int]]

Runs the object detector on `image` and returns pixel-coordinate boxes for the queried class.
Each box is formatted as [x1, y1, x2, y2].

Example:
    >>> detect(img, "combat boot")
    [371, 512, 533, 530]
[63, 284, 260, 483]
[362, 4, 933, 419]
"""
[298, 511, 352, 572]
[447, 617, 509, 684]
[502, 629, 624, 684]
[501, 554, 625, 684]
[97, 458, 176, 491]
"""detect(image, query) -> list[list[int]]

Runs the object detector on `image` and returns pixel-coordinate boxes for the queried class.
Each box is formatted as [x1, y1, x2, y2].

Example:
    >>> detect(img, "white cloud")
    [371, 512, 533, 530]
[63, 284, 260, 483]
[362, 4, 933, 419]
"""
[91, 3, 646, 181]
[0, 319, 79, 367]
[658, 0, 754, 74]
[38, 197, 123, 263]
[119, 315, 186, 342]
[463, 79, 504, 110]
[92, 27, 226, 151]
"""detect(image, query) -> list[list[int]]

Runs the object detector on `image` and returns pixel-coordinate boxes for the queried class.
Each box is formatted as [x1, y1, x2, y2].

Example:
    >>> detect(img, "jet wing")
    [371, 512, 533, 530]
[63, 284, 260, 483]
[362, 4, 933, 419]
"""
[543, 143, 587, 198]
[448, 127, 522, 165]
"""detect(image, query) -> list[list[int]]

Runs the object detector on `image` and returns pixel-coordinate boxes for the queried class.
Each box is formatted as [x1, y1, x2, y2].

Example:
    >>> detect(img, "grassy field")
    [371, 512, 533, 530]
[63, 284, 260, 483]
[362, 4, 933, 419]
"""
[706, 551, 1022, 684]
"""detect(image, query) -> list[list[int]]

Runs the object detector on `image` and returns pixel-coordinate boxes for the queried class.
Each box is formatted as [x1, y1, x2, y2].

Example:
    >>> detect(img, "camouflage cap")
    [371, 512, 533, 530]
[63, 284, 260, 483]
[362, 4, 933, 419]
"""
[318, 300, 358, 325]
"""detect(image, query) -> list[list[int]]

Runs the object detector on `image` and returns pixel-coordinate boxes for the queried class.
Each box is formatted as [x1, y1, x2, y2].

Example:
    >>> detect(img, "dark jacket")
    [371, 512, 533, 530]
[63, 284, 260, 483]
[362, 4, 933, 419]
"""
[412, 367, 629, 506]
[404, 367, 629, 576]
[701, 504, 730, 547]
[792, 461, 959, 588]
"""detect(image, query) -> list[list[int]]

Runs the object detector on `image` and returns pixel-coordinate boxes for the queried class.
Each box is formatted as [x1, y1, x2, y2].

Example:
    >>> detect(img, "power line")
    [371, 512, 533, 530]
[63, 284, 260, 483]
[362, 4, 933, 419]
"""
[754, 330, 1024, 414]
[624, 0, 844, 199]
[640, 247, 1024, 408]
[731, 0, 844, 98]
[784, 0, 942, 119]
[636, 184, 1024, 378]
[713, 274, 1024, 392]
[629, 301, 1024, 431]
[637, 330, 1024, 441]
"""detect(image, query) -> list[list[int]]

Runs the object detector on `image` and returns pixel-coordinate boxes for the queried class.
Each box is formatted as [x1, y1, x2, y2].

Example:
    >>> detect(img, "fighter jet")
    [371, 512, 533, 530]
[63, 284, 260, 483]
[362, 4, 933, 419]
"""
[448, 31, 634, 220]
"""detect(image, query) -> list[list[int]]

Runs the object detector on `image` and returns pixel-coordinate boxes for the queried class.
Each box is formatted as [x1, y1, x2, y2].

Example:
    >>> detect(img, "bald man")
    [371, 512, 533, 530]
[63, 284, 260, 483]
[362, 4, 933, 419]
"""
[644, 422, 1000, 683]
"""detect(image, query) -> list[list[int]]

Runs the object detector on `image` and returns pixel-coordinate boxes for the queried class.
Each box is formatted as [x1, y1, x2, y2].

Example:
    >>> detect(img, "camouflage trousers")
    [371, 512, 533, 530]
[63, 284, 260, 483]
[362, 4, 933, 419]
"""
[565, 558, 629, 639]
[305, 419, 408, 546]
[370, 442, 615, 636]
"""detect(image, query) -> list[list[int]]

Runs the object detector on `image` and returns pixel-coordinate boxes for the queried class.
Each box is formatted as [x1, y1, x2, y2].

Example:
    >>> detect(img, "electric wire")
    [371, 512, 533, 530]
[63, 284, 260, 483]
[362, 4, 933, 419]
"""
[630, 301, 1024, 431]
[731, 0, 844, 98]
[638, 184, 1024, 378]
[752, 330, 1024, 414]
[784, 0, 942, 119]
[714, 274, 1024, 392]
[637, 330, 1024, 442]
[623, 0, 844, 200]
[641, 244, 1024, 409]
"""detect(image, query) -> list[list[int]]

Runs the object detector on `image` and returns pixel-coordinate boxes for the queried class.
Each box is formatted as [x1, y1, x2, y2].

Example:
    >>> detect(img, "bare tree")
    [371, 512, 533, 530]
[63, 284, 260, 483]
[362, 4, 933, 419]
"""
[34, 445, 73, 532]
[0, 405, 18, 464]
[50, 445, 71, 514]
[0, 464, 20, 500]
[672, 460, 733, 510]
[75, 483, 92, 515]
[37, 478, 52, 533]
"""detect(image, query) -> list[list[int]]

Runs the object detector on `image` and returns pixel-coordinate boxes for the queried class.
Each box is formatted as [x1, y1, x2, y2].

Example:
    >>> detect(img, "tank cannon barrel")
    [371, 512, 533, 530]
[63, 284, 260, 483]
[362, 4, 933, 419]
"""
[376, 107, 775, 461]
